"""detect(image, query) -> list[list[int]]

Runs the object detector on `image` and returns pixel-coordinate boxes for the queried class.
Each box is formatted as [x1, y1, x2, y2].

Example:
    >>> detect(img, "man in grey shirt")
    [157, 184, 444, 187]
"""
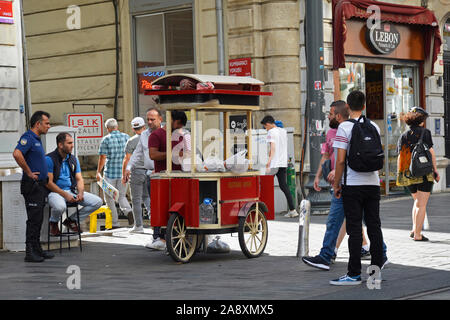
[123, 111, 156, 233]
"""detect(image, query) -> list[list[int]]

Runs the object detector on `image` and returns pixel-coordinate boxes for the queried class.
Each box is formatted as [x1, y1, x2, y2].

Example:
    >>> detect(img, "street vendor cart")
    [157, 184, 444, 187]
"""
[146, 74, 274, 263]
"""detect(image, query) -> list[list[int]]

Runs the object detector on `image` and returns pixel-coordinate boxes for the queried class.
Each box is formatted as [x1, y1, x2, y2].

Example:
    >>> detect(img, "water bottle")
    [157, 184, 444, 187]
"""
[200, 198, 215, 224]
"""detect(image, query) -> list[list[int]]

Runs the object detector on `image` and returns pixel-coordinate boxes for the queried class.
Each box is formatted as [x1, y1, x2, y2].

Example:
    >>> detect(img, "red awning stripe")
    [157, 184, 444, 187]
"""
[332, 0, 442, 75]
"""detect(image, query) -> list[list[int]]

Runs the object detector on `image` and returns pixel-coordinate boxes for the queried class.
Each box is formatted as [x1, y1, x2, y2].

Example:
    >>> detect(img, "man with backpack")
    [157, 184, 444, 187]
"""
[330, 90, 385, 286]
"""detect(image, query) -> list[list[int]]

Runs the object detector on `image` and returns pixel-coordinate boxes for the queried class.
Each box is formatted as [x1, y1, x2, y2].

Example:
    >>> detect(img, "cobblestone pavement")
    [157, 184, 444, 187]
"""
[0, 192, 449, 300]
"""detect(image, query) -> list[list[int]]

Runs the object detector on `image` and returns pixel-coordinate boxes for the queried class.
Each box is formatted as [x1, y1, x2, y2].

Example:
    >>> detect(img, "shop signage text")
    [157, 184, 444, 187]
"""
[229, 58, 251, 77]
[138, 71, 165, 93]
[0, 0, 13, 24]
[366, 23, 401, 55]
[67, 113, 104, 156]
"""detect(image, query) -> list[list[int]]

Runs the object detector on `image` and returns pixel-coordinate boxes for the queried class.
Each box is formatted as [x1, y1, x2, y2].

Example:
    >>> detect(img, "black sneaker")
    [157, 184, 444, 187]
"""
[302, 255, 330, 271]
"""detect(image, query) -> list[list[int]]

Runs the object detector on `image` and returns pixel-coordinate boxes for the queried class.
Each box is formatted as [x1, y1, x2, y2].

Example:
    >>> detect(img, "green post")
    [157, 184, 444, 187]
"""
[287, 157, 297, 206]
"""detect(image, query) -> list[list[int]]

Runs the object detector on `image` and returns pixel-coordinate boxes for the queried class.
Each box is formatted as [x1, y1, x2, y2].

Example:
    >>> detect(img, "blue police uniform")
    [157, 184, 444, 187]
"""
[15, 130, 49, 252]
[15, 130, 48, 180]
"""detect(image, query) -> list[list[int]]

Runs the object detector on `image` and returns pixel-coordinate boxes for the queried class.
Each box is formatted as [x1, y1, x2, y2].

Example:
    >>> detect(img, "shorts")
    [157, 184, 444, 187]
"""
[407, 179, 434, 193]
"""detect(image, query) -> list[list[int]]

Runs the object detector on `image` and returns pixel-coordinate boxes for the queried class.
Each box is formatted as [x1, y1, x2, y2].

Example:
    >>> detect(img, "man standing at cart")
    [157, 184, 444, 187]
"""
[261, 115, 299, 218]
[145, 110, 188, 251]
[13, 111, 54, 262]
[122, 113, 156, 233]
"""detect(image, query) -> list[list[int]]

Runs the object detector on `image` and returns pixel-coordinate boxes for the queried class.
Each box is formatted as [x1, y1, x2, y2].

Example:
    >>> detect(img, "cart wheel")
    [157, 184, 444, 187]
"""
[238, 205, 268, 258]
[166, 213, 198, 263]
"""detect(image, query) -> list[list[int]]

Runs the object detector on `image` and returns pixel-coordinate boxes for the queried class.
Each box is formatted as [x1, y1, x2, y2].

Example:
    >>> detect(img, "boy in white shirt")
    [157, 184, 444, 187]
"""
[261, 115, 298, 218]
[330, 90, 385, 286]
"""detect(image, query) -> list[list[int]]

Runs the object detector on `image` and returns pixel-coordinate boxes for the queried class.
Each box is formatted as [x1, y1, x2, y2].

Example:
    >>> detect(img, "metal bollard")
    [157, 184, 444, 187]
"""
[297, 199, 311, 258]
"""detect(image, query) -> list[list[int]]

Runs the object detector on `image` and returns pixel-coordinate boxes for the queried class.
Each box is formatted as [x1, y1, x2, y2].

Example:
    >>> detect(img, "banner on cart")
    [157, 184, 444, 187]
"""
[66, 113, 104, 156]
[0, 1, 13, 24]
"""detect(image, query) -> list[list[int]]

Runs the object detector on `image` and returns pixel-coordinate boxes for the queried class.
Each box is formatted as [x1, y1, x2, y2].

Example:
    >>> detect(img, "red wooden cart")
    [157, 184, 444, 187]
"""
[146, 74, 274, 263]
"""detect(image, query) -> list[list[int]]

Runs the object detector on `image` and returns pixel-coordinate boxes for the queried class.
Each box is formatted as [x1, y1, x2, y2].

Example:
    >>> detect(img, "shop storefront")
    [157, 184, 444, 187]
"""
[130, 0, 196, 116]
[332, 0, 442, 194]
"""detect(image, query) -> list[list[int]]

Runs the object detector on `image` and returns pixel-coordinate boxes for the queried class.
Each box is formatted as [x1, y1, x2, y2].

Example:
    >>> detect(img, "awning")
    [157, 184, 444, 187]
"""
[332, 0, 442, 75]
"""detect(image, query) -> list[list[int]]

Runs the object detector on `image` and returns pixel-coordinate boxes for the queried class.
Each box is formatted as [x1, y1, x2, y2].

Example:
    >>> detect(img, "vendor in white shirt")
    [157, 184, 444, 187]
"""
[261, 115, 299, 218]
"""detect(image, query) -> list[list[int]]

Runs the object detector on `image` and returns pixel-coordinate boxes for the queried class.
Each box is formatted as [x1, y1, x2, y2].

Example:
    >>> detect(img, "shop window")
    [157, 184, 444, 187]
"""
[134, 9, 195, 115]
[165, 11, 194, 66]
[386, 66, 416, 138]
[339, 62, 366, 103]
[338, 61, 419, 194]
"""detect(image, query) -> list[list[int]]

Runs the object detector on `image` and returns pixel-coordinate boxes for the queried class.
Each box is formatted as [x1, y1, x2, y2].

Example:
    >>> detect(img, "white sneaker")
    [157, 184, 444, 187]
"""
[284, 210, 299, 218]
[129, 226, 145, 234]
[145, 238, 166, 251]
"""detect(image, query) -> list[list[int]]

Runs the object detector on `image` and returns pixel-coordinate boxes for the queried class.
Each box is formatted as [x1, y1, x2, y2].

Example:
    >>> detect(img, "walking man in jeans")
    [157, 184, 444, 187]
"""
[261, 115, 298, 218]
[330, 90, 385, 285]
[302, 100, 349, 270]
[97, 118, 132, 228]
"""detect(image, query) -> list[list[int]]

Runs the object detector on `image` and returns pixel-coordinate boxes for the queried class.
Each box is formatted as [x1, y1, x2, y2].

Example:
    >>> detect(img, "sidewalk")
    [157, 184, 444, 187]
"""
[0, 192, 449, 300]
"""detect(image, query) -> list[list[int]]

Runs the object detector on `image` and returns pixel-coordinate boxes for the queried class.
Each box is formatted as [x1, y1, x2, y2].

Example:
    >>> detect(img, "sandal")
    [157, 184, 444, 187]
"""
[410, 232, 414, 238]
[413, 235, 429, 242]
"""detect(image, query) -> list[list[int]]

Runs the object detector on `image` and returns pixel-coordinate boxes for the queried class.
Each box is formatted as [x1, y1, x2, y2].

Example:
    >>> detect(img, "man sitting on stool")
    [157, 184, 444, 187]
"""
[46, 132, 103, 236]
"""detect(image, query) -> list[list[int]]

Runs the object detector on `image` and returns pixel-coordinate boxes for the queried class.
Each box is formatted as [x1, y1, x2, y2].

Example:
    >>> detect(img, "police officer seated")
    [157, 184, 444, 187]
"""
[46, 132, 103, 236]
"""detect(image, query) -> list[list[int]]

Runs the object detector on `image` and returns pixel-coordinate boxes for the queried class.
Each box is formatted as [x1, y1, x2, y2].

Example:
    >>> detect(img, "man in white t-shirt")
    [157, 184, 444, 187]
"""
[330, 90, 385, 286]
[261, 115, 298, 218]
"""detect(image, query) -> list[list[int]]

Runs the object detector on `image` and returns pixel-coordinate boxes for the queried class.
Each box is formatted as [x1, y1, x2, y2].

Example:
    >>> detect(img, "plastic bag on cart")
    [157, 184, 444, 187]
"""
[225, 150, 249, 174]
[181, 154, 206, 172]
[203, 156, 226, 172]
[207, 236, 230, 254]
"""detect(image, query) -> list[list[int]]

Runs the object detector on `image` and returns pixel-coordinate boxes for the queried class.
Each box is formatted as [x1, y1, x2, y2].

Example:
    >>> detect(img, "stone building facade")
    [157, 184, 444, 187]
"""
[9, 0, 450, 192]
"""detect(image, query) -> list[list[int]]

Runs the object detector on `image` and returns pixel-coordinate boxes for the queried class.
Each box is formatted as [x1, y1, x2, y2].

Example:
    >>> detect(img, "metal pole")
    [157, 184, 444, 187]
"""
[216, 0, 225, 76]
[216, 0, 225, 159]
[304, 0, 330, 212]
[19, 0, 31, 129]
[297, 199, 311, 258]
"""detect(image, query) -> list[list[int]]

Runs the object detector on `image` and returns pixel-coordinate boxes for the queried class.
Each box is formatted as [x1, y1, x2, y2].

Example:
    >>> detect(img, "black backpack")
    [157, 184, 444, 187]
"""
[408, 128, 433, 178]
[346, 115, 384, 173]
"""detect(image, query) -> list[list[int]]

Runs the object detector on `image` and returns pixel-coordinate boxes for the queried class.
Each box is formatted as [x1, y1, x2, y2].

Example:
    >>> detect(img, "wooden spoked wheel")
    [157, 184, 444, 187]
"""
[166, 213, 198, 263]
[238, 205, 268, 258]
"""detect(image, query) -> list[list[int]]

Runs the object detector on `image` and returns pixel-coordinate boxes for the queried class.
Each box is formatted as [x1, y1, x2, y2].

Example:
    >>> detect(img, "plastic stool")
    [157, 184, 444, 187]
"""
[89, 205, 113, 233]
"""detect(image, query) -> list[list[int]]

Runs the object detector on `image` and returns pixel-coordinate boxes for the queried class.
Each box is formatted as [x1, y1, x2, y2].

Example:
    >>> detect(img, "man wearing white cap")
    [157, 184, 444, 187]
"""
[122, 113, 156, 233]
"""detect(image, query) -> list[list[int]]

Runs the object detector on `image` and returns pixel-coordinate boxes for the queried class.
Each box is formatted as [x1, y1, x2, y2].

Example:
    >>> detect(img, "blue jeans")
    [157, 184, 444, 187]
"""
[318, 191, 388, 264]
[319, 191, 346, 263]
[48, 191, 103, 223]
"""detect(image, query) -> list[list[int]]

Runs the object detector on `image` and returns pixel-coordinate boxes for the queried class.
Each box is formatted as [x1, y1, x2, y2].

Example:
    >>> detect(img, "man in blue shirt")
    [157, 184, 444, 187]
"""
[46, 132, 103, 236]
[13, 111, 52, 262]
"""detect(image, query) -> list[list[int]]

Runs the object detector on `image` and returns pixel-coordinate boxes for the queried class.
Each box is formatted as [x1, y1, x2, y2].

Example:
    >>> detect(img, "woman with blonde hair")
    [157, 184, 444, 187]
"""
[396, 107, 439, 241]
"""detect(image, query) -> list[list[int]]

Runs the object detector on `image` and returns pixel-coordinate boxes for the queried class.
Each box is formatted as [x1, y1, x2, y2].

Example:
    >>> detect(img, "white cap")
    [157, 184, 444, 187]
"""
[131, 117, 145, 129]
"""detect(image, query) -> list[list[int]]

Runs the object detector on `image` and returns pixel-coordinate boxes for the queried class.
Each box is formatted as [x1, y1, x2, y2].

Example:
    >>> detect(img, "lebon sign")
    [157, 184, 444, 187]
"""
[366, 23, 401, 55]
